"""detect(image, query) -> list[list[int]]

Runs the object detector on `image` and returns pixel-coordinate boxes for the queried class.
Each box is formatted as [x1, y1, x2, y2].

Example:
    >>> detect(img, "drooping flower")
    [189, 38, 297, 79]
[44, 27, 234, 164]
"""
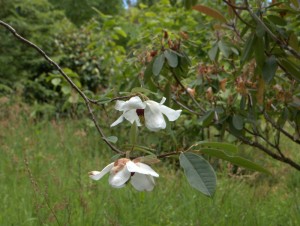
[89, 158, 159, 191]
[110, 96, 182, 131]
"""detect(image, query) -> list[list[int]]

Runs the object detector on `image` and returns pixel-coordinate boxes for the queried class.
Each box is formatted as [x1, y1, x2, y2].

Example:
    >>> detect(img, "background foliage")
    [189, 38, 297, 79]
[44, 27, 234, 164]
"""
[1, 0, 300, 223]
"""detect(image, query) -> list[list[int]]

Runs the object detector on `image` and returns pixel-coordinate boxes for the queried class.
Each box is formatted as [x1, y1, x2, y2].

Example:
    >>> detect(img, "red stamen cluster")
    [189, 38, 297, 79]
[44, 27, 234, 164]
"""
[136, 109, 145, 117]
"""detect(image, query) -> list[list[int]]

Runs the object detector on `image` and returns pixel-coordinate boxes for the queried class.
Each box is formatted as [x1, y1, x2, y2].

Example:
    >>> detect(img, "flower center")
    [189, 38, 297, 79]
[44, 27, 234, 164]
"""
[136, 109, 144, 116]
[136, 109, 145, 124]
[112, 158, 129, 173]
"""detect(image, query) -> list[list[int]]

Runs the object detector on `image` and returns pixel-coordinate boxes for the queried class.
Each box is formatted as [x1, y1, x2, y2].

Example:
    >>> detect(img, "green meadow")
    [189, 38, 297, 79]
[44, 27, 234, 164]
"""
[1, 104, 299, 226]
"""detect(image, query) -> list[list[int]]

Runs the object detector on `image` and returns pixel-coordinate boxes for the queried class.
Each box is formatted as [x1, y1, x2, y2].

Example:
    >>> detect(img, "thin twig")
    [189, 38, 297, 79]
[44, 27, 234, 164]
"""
[0, 20, 122, 154]
[244, 127, 285, 158]
[263, 111, 300, 145]
[223, 0, 247, 10]
[171, 97, 202, 115]
[157, 151, 179, 159]
[235, 133, 300, 171]
[223, 0, 254, 28]
[170, 68, 206, 113]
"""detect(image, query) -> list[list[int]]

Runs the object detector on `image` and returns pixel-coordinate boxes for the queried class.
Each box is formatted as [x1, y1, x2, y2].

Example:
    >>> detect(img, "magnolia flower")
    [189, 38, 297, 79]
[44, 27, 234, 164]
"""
[110, 96, 182, 131]
[89, 158, 159, 191]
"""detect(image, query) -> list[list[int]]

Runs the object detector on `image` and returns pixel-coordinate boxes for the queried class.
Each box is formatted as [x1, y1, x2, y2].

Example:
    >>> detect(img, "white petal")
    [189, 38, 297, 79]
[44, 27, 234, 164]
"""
[160, 97, 166, 105]
[123, 109, 141, 126]
[130, 173, 155, 191]
[109, 167, 131, 187]
[89, 163, 114, 180]
[126, 161, 142, 172]
[144, 101, 166, 131]
[120, 96, 146, 111]
[158, 105, 182, 121]
[110, 114, 125, 127]
[126, 161, 159, 177]
[115, 100, 126, 111]
[135, 162, 159, 177]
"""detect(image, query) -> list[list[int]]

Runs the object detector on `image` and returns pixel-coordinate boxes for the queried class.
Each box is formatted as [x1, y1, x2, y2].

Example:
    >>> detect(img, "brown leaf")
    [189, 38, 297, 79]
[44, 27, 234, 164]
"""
[192, 5, 227, 23]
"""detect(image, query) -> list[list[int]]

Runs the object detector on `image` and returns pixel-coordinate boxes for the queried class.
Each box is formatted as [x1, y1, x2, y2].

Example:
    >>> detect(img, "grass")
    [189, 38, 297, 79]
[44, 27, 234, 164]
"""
[0, 104, 300, 226]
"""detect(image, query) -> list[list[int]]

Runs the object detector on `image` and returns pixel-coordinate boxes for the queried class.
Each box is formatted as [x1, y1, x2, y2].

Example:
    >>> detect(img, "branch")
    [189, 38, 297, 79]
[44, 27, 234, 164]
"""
[223, 0, 254, 28]
[223, 0, 247, 10]
[157, 151, 179, 159]
[244, 127, 285, 158]
[244, 0, 300, 59]
[0, 20, 123, 154]
[236, 133, 300, 171]
[171, 97, 202, 115]
[170, 68, 206, 113]
[263, 111, 300, 145]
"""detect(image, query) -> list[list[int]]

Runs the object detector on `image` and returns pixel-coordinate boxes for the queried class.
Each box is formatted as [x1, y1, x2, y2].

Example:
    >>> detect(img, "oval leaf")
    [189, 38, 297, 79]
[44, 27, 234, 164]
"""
[254, 36, 265, 69]
[164, 50, 178, 68]
[130, 121, 138, 145]
[200, 149, 270, 174]
[193, 141, 238, 154]
[131, 87, 153, 95]
[199, 110, 214, 127]
[232, 114, 244, 131]
[218, 39, 231, 58]
[106, 136, 118, 144]
[278, 58, 300, 81]
[192, 5, 227, 23]
[51, 78, 61, 86]
[179, 152, 216, 197]
[208, 43, 219, 61]
[262, 55, 277, 83]
[241, 33, 256, 64]
[152, 54, 165, 76]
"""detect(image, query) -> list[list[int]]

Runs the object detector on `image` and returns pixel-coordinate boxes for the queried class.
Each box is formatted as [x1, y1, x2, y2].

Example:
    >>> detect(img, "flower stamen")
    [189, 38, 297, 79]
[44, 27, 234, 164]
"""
[136, 109, 145, 124]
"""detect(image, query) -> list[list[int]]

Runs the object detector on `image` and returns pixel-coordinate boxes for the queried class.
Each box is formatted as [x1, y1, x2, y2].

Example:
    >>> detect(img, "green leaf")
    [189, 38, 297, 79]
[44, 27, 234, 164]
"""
[106, 136, 118, 144]
[113, 27, 127, 38]
[218, 39, 231, 58]
[199, 110, 214, 127]
[61, 86, 71, 95]
[111, 153, 123, 161]
[290, 0, 299, 7]
[208, 43, 219, 61]
[193, 141, 238, 154]
[152, 54, 165, 76]
[164, 49, 178, 68]
[232, 114, 244, 130]
[68, 93, 79, 103]
[184, 0, 198, 9]
[256, 23, 265, 38]
[51, 78, 61, 86]
[289, 32, 299, 52]
[262, 55, 278, 83]
[277, 108, 289, 128]
[241, 33, 256, 64]
[96, 97, 111, 104]
[192, 5, 227, 23]
[179, 152, 217, 197]
[278, 58, 300, 81]
[163, 82, 171, 107]
[131, 87, 153, 95]
[144, 60, 154, 82]
[254, 37, 265, 69]
[200, 149, 270, 174]
[267, 15, 287, 26]
[130, 122, 138, 145]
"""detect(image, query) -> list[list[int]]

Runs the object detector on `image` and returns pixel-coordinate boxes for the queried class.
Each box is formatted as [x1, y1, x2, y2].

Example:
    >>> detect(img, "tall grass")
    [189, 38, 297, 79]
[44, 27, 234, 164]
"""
[0, 104, 299, 226]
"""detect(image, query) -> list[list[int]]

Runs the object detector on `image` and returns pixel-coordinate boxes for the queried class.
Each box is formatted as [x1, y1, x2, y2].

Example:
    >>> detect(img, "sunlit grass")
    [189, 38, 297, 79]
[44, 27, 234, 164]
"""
[0, 110, 299, 226]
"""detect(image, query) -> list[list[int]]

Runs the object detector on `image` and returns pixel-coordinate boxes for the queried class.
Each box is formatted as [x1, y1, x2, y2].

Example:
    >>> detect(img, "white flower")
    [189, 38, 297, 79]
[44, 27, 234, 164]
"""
[89, 158, 159, 191]
[110, 96, 182, 131]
